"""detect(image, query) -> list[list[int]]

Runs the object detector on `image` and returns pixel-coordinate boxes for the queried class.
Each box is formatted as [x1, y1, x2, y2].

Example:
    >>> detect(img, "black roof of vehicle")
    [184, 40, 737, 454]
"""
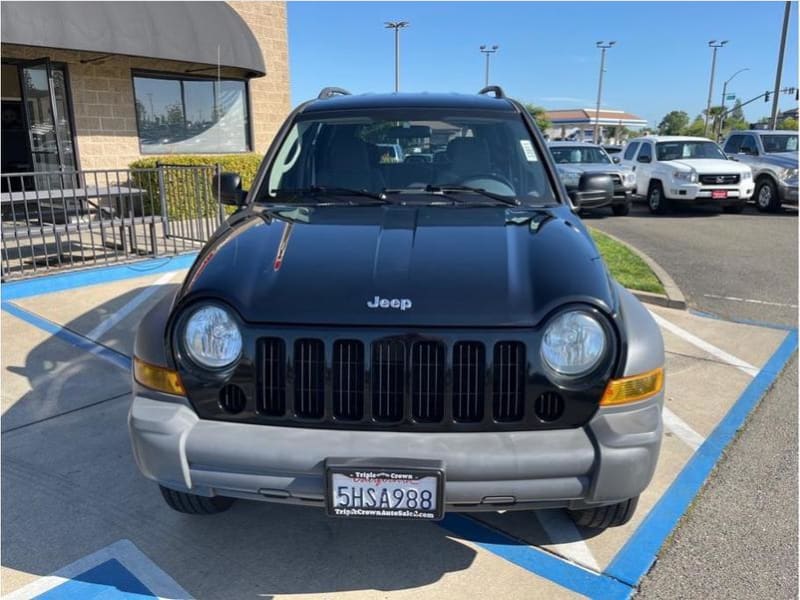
[302, 92, 519, 114]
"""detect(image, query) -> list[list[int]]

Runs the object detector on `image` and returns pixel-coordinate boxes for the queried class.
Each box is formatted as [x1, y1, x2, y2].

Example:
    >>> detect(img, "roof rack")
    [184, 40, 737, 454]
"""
[478, 85, 506, 99]
[317, 87, 351, 99]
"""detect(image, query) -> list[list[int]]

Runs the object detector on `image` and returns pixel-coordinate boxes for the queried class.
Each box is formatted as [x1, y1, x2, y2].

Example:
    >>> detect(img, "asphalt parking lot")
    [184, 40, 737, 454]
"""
[1, 252, 796, 599]
[589, 200, 798, 598]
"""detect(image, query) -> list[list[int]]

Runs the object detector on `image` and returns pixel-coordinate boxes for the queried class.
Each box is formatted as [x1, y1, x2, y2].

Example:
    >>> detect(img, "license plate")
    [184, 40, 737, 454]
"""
[326, 460, 444, 520]
[712, 190, 728, 199]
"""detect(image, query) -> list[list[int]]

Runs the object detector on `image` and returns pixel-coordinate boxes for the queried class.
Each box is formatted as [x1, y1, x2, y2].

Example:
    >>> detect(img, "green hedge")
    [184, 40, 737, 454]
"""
[129, 154, 263, 219]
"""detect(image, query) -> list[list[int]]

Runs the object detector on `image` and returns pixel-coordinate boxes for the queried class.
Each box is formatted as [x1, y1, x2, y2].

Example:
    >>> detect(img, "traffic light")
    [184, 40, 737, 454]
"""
[764, 91, 771, 102]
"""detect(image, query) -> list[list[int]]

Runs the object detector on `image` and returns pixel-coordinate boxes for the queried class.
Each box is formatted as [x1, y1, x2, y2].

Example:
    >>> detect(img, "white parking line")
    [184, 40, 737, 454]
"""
[649, 311, 759, 377]
[703, 294, 798, 309]
[84, 272, 176, 342]
[535, 509, 600, 571]
[662, 406, 705, 451]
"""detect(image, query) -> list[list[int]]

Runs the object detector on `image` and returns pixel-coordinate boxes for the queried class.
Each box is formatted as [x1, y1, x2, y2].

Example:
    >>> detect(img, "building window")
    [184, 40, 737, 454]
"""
[132, 74, 249, 154]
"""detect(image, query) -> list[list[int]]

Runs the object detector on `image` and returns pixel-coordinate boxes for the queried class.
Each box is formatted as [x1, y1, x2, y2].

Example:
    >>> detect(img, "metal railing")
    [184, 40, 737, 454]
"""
[1, 164, 223, 280]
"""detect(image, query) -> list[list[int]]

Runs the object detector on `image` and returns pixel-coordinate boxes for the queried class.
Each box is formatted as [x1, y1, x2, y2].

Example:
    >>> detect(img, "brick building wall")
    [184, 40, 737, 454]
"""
[1, 1, 290, 170]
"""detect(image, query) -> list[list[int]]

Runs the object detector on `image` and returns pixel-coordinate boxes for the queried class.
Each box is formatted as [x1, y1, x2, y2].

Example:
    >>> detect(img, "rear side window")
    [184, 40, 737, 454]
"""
[637, 143, 652, 162]
[724, 135, 743, 154]
[623, 142, 640, 160]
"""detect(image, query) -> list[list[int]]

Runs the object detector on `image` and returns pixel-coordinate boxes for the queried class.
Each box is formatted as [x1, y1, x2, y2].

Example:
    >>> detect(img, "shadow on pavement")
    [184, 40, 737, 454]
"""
[2, 291, 483, 597]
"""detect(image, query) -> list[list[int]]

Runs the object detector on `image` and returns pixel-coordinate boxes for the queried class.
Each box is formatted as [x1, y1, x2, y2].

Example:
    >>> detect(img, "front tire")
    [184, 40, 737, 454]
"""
[647, 181, 669, 214]
[159, 485, 236, 515]
[754, 178, 781, 212]
[567, 496, 639, 530]
[612, 201, 631, 216]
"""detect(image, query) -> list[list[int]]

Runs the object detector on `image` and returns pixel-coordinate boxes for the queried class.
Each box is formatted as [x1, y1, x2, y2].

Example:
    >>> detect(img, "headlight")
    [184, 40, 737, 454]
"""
[558, 168, 581, 187]
[673, 170, 698, 183]
[781, 167, 798, 181]
[741, 170, 752, 180]
[541, 310, 607, 376]
[183, 305, 243, 369]
[623, 171, 636, 186]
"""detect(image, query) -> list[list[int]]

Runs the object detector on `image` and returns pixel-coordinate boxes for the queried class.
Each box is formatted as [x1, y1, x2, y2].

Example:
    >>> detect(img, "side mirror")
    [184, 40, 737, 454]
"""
[612, 156, 621, 164]
[567, 192, 580, 213]
[212, 172, 246, 206]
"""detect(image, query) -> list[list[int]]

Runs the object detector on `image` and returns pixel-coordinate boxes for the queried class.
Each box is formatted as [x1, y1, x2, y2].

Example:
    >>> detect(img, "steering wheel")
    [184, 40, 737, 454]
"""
[460, 173, 515, 196]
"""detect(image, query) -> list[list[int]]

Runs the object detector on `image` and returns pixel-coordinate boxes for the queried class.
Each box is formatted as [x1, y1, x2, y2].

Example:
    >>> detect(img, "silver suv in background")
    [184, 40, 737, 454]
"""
[549, 142, 635, 216]
[722, 130, 798, 212]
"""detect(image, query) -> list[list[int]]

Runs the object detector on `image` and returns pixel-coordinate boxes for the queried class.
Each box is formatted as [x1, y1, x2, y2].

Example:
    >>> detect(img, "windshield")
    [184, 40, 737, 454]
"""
[760, 134, 798, 153]
[550, 146, 611, 165]
[656, 141, 727, 161]
[260, 108, 556, 205]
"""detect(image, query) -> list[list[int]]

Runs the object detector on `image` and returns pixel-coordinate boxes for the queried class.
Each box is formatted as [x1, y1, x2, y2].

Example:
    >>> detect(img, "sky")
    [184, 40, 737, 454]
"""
[287, 1, 799, 128]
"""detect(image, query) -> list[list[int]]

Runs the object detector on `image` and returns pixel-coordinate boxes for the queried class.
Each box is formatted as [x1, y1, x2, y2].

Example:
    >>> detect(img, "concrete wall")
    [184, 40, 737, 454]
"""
[1, 1, 290, 171]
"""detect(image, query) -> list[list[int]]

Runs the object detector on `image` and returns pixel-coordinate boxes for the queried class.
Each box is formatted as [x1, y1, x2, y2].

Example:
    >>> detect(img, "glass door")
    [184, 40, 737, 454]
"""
[20, 59, 73, 190]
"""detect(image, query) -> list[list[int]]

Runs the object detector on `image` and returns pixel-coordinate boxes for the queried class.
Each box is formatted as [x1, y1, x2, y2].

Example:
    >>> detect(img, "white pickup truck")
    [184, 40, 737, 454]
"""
[620, 136, 754, 214]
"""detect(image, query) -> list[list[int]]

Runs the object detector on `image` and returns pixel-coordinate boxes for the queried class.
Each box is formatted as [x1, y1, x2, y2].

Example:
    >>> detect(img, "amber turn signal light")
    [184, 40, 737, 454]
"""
[133, 357, 186, 396]
[600, 368, 664, 406]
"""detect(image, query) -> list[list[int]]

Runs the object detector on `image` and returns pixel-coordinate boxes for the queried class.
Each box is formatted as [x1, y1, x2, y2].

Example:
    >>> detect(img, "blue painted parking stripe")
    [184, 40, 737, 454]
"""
[1, 301, 131, 371]
[440, 515, 633, 599]
[1, 253, 197, 301]
[4, 539, 191, 600]
[33, 559, 154, 599]
[605, 328, 798, 587]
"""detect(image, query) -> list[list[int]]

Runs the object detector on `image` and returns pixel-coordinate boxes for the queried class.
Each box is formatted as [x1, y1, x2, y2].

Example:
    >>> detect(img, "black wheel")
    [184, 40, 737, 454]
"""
[754, 178, 781, 212]
[722, 202, 745, 214]
[612, 201, 631, 216]
[647, 181, 669, 214]
[567, 496, 639, 530]
[159, 485, 236, 515]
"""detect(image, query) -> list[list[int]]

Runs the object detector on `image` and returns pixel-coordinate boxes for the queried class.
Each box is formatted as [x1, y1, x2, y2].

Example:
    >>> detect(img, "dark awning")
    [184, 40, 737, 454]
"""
[1, 1, 266, 77]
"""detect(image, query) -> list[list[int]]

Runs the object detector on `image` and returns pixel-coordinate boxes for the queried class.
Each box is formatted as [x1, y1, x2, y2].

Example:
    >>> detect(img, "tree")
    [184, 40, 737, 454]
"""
[524, 104, 551, 131]
[658, 111, 689, 135]
[778, 117, 798, 131]
[684, 115, 706, 137]
[729, 99, 745, 122]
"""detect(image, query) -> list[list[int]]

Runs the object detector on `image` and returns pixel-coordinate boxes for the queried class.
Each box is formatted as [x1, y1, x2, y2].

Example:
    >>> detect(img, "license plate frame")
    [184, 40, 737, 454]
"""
[711, 189, 728, 199]
[325, 458, 445, 521]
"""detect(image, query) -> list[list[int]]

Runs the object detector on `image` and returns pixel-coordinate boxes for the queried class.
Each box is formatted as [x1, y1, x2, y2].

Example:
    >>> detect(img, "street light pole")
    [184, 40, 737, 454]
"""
[704, 40, 728, 136]
[384, 21, 409, 92]
[770, 1, 791, 128]
[717, 67, 750, 139]
[479, 45, 499, 87]
[593, 41, 615, 143]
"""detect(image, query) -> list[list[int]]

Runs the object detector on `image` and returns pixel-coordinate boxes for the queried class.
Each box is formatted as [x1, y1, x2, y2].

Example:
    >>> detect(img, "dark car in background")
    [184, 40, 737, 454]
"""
[128, 86, 665, 530]
[549, 142, 635, 216]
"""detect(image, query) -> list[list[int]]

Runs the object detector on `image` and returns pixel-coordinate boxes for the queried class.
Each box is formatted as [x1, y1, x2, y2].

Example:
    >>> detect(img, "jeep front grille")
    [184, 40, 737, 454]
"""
[411, 341, 446, 422]
[294, 339, 325, 418]
[203, 330, 612, 432]
[452, 342, 485, 422]
[372, 340, 405, 422]
[332, 340, 364, 420]
[256, 338, 286, 416]
[493, 342, 526, 421]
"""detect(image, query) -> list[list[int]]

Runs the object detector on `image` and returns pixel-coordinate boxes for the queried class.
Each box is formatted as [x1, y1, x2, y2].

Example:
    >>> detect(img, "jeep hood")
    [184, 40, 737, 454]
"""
[179, 205, 615, 327]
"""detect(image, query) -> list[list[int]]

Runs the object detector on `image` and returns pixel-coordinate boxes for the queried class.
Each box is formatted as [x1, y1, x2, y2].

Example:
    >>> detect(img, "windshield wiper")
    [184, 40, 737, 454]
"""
[268, 186, 391, 204]
[421, 184, 520, 207]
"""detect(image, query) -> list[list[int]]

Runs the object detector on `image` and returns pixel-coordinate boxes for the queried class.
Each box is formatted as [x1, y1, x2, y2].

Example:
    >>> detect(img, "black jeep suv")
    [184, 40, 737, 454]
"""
[129, 87, 664, 529]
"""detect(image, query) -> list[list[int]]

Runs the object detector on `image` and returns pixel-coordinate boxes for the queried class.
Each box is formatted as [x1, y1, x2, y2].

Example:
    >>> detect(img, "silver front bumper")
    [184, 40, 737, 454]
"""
[129, 392, 663, 511]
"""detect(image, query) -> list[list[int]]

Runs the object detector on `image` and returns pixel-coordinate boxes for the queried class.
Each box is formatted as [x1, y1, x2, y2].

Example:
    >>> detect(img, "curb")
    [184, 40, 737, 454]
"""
[595, 229, 688, 311]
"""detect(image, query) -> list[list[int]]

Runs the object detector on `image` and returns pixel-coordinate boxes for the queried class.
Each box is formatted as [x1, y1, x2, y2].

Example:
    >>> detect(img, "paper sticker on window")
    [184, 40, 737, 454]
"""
[520, 140, 538, 162]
